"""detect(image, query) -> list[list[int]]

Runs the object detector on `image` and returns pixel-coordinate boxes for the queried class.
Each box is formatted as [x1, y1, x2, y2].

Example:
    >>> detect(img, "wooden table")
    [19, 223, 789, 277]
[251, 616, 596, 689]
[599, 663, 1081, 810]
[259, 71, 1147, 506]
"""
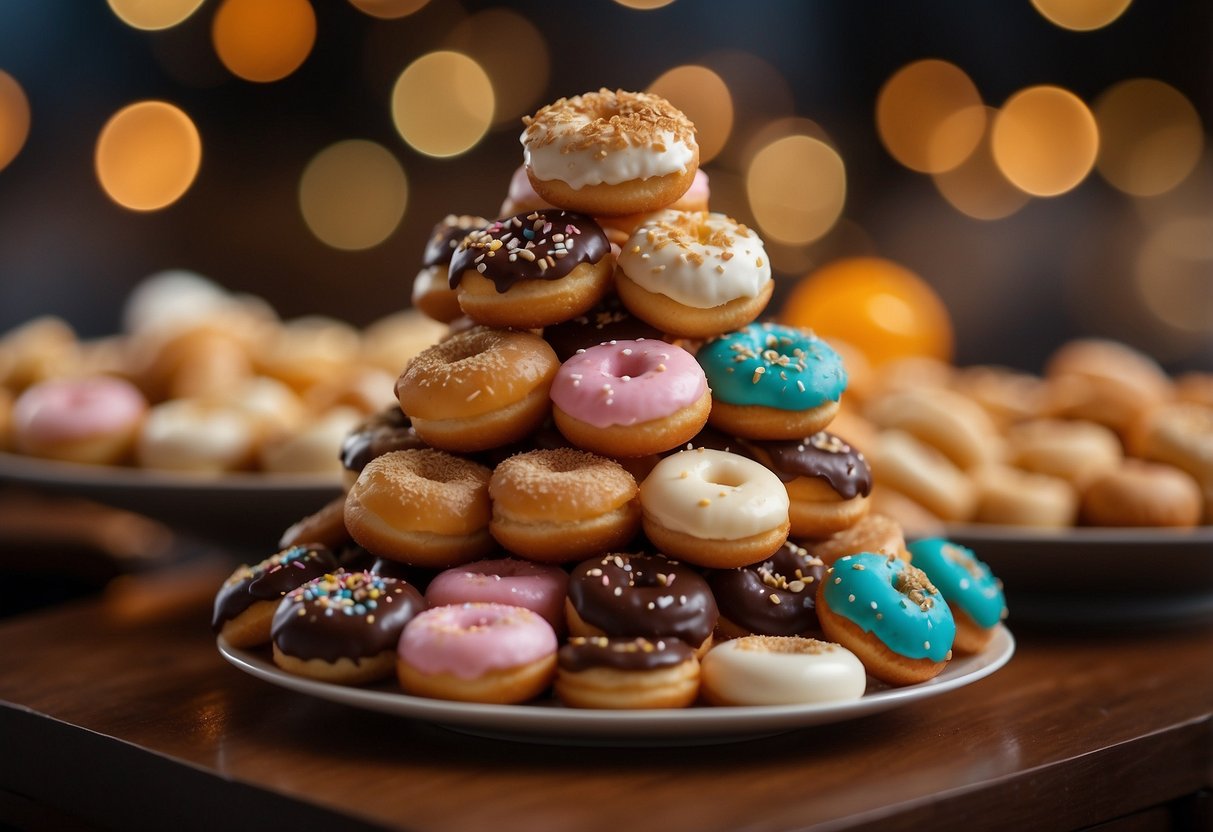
[0, 567, 1210, 832]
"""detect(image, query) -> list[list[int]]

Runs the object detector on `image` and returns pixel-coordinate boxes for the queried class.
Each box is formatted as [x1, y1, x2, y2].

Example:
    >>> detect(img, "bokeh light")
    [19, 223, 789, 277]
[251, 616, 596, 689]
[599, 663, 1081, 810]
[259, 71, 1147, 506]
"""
[876, 59, 986, 174]
[933, 107, 1031, 220]
[299, 140, 408, 251]
[613, 0, 677, 8]
[1135, 217, 1213, 334]
[747, 132, 846, 246]
[444, 10, 549, 128]
[107, 0, 206, 30]
[392, 51, 494, 158]
[212, 0, 316, 83]
[1031, 0, 1133, 31]
[347, 0, 430, 19]
[1094, 79, 1203, 197]
[648, 65, 733, 164]
[95, 101, 202, 211]
[0, 71, 31, 173]
[991, 85, 1098, 196]
[781, 257, 954, 366]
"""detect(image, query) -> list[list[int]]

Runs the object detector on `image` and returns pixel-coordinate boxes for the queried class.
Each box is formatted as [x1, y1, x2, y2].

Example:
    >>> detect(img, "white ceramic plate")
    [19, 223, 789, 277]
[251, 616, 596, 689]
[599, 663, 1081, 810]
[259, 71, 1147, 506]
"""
[218, 626, 1014, 746]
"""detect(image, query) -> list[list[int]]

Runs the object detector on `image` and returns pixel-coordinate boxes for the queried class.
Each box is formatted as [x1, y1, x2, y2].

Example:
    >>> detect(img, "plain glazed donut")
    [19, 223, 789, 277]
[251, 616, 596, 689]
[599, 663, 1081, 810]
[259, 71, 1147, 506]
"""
[817, 552, 956, 686]
[12, 376, 148, 465]
[870, 430, 977, 522]
[707, 541, 826, 640]
[521, 89, 699, 217]
[1080, 460, 1203, 528]
[639, 448, 790, 569]
[803, 512, 909, 566]
[395, 327, 559, 453]
[555, 636, 700, 710]
[615, 211, 773, 339]
[905, 538, 1007, 655]
[449, 210, 614, 330]
[397, 603, 558, 704]
[137, 398, 259, 473]
[411, 214, 489, 323]
[700, 636, 866, 706]
[971, 465, 1078, 528]
[697, 323, 846, 440]
[863, 386, 1004, 471]
[344, 449, 495, 568]
[550, 339, 710, 457]
[425, 557, 569, 632]
[566, 553, 718, 657]
[212, 544, 340, 648]
[1004, 418, 1123, 491]
[489, 448, 641, 562]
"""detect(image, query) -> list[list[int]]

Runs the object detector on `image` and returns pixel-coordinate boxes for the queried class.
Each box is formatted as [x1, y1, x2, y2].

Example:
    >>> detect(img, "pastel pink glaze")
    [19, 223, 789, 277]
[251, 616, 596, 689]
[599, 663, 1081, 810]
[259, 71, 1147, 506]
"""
[550, 339, 707, 429]
[13, 376, 148, 445]
[500, 164, 552, 215]
[676, 169, 710, 207]
[398, 603, 557, 680]
[425, 558, 569, 631]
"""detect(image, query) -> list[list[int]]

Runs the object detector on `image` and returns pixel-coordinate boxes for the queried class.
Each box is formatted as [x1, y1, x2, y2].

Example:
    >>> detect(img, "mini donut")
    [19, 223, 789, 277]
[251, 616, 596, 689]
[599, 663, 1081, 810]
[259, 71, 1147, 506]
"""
[566, 553, 718, 657]
[411, 215, 489, 323]
[258, 407, 364, 475]
[397, 602, 558, 704]
[339, 405, 427, 489]
[707, 541, 826, 640]
[1175, 372, 1213, 409]
[395, 327, 559, 453]
[344, 448, 495, 567]
[1131, 402, 1213, 500]
[0, 316, 79, 393]
[272, 570, 425, 685]
[905, 538, 1007, 655]
[550, 339, 710, 457]
[639, 448, 790, 569]
[697, 323, 846, 440]
[278, 495, 352, 552]
[303, 366, 399, 416]
[425, 557, 569, 632]
[359, 309, 449, 376]
[212, 544, 340, 648]
[971, 465, 1078, 528]
[448, 210, 614, 330]
[949, 365, 1052, 428]
[489, 448, 641, 562]
[136, 398, 259, 473]
[541, 295, 664, 362]
[520, 88, 699, 217]
[864, 387, 1004, 471]
[255, 315, 362, 394]
[816, 552, 956, 686]
[592, 168, 712, 245]
[1080, 460, 1202, 528]
[499, 163, 552, 218]
[615, 211, 773, 339]
[220, 375, 309, 446]
[868, 356, 955, 398]
[869, 429, 977, 522]
[739, 431, 873, 538]
[700, 636, 867, 707]
[11, 376, 148, 465]
[134, 325, 255, 402]
[867, 487, 945, 539]
[555, 636, 700, 710]
[1004, 418, 1123, 491]
[803, 512, 909, 566]
[1044, 338, 1172, 437]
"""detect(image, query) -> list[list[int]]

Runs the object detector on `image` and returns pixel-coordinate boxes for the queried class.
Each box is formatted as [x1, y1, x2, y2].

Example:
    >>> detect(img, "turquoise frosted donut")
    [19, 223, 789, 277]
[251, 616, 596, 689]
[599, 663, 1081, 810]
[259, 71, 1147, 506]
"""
[821, 552, 955, 662]
[906, 538, 1006, 629]
[697, 323, 847, 410]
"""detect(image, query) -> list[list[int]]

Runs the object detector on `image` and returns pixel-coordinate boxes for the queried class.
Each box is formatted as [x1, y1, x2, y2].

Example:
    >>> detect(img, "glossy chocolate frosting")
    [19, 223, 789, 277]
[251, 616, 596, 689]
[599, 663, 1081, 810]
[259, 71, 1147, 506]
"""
[542, 295, 664, 362]
[568, 553, 717, 647]
[340, 406, 426, 475]
[212, 545, 340, 631]
[708, 541, 826, 636]
[448, 209, 610, 293]
[422, 215, 488, 269]
[743, 431, 872, 496]
[271, 571, 424, 662]
[558, 635, 694, 673]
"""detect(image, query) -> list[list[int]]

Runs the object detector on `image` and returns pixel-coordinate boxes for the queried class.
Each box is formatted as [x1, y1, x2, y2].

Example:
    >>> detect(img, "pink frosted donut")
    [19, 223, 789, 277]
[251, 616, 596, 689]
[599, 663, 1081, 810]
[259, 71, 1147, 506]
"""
[550, 339, 711, 457]
[499, 164, 553, 217]
[396, 602, 558, 703]
[12, 376, 148, 465]
[424, 557, 569, 632]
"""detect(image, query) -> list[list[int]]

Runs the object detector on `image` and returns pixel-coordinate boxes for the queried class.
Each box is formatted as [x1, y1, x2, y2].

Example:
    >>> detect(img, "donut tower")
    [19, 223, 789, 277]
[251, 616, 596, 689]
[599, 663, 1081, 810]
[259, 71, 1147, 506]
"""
[215, 89, 1007, 709]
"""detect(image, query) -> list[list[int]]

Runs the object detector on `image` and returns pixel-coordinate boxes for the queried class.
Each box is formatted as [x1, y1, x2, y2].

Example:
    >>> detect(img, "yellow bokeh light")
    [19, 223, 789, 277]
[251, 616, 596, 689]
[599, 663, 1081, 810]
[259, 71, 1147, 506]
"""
[0, 71, 31, 173]
[746, 133, 846, 246]
[648, 65, 733, 164]
[392, 51, 494, 158]
[933, 107, 1031, 220]
[347, 0, 430, 19]
[1095, 79, 1204, 197]
[95, 101, 202, 211]
[1031, 0, 1133, 31]
[780, 257, 954, 367]
[991, 85, 1098, 197]
[107, 0, 206, 30]
[1135, 217, 1213, 334]
[212, 0, 316, 83]
[613, 0, 676, 8]
[299, 140, 408, 251]
[445, 10, 548, 127]
[876, 59, 986, 174]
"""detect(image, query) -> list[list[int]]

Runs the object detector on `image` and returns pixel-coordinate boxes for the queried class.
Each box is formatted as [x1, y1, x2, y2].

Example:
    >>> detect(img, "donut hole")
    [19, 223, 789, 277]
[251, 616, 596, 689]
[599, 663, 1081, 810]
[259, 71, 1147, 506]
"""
[703, 467, 747, 489]
[609, 351, 659, 380]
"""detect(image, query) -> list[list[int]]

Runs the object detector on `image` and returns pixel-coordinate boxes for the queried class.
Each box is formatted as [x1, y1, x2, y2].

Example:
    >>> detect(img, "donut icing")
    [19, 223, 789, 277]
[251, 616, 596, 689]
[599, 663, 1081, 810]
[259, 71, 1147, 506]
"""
[340, 406, 426, 475]
[425, 557, 569, 630]
[701, 636, 866, 706]
[708, 541, 826, 636]
[822, 553, 955, 662]
[617, 211, 771, 308]
[541, 296, 664, 362]
[13, 376, 147, 445]
[639, 448, 789, 540]
[521, 89, 697, 189]
[422, 214, 488, 268]
[742, 431, 872, 496]
[550, 339, 706, 429]
[906, 538, 1007, 629]
[698, 323, 847, 411]
[397, 602, 557, 680]
[212, 544, 340, 631]
[558, 635, 694, 672]
[448, 210, 610, 293]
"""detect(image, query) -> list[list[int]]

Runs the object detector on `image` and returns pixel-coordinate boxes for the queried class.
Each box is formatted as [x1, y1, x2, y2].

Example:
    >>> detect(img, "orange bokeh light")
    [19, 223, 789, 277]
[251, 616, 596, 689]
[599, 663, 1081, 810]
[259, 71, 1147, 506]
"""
[212, 0, 316, 83]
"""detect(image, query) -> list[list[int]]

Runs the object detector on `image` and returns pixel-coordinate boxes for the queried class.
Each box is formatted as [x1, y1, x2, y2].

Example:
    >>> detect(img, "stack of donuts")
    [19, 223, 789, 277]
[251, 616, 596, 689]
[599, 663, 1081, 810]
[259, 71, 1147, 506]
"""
[214, 89, 1008, 709]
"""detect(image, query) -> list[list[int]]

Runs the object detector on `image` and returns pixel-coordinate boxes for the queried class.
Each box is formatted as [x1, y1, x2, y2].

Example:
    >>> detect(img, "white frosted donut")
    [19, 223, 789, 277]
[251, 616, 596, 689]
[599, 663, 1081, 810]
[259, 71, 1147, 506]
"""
[700, 636, 866, 706]
[137, 399, 259, 472]
[618, 210, 771, 309]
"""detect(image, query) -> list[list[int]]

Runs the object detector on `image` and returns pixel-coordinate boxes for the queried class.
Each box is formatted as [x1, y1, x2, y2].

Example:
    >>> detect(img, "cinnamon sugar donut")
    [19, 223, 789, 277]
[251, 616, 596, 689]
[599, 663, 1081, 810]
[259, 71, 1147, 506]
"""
[395, 327, 559, 453]
[803, 512, 909, 566]
[1080, 460, 1202, 528]
[412, 215, 489, 323]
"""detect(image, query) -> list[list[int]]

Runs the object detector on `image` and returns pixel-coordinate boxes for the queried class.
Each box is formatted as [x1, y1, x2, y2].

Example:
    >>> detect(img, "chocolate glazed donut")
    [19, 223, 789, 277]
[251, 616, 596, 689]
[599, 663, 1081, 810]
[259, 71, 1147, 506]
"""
[448, 210, 611, 293]
[740, 431, 873, 496]
[708, 542, 826, 638]
[212, 544, 340, 633]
